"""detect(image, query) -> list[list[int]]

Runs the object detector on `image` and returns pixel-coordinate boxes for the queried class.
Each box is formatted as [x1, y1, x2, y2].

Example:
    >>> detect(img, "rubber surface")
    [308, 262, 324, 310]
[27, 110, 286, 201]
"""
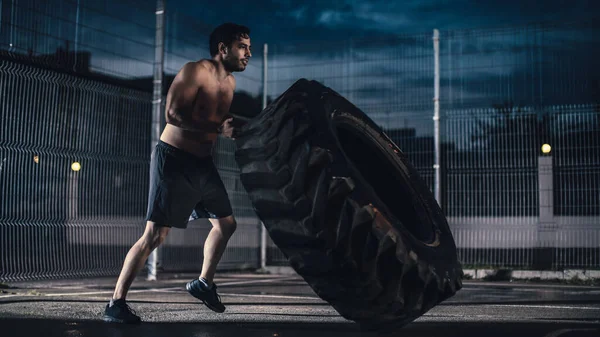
[234, 79, 463, 331]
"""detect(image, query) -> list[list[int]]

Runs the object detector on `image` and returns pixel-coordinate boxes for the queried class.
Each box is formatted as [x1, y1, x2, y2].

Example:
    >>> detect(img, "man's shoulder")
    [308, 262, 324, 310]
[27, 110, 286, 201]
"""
[181, 59, 214, 74]
[195, 59, 216, 71]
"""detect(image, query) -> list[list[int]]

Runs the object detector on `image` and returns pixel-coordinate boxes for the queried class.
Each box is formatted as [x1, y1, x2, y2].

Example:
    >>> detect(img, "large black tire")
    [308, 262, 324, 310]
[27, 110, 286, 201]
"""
[234, 79, 463, 331]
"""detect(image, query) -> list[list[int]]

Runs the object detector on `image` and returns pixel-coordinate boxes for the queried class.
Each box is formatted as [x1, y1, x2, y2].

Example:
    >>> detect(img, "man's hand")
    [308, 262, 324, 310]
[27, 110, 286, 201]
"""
[220, 117, 236, 139]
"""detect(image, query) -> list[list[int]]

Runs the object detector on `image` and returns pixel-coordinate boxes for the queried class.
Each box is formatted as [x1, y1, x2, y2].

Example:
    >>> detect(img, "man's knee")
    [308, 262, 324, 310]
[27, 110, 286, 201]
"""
[140, 222, 170, 250]
[212, 216, 237, 236]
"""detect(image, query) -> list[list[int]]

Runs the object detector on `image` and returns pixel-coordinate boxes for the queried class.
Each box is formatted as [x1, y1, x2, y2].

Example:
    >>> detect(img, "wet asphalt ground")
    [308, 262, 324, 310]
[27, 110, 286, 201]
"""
[1, 272, 599, 337]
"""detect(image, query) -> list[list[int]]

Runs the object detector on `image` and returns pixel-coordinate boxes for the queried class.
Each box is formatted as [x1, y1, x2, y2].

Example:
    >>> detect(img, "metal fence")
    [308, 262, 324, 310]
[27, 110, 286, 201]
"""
[265, 19, 600, 270]
[441, 21, 600, 269]
[1, 0, 599, 282]
[0, 0, 263, 281]
[0, 57, 152, 280]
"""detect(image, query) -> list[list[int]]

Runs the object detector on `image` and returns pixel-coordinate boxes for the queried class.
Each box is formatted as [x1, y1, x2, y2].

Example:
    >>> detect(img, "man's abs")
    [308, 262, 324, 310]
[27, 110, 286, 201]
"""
[160, 123, 220, 158]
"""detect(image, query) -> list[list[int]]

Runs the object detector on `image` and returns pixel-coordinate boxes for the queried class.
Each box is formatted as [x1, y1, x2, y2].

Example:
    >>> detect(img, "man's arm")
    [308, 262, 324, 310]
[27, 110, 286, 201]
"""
[165, 62, 218, 132]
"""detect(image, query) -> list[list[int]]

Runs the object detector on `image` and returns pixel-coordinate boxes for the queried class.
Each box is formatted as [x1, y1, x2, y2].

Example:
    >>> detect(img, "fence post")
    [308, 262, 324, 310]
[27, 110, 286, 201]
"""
[260, 43, 269, 270]
[73, 0, 80, 71]
[535, 154, 556, 269]
[433, 29, 442, 207]
[147, 0, 166, 281]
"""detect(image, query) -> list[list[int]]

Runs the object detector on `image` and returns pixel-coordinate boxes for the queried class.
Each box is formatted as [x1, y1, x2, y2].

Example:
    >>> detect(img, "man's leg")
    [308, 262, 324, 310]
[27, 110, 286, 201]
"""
[104, 222, 170, 323]
[186, 158, 236, 312]
[186, 215, 236, 313]
[200, 215, 237, 285]
[112, 221, 170, 300]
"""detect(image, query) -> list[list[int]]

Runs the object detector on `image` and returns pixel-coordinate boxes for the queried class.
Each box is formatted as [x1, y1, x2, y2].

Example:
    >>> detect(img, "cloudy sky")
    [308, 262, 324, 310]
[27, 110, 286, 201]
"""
[2, 0, 598, 137]
[166, 0, 598, 41]
[163, 1, 599, 100]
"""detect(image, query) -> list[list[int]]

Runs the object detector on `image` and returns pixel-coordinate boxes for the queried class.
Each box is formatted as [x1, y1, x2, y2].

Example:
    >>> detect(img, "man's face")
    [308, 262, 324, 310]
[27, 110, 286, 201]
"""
[224, 36, 252, 72]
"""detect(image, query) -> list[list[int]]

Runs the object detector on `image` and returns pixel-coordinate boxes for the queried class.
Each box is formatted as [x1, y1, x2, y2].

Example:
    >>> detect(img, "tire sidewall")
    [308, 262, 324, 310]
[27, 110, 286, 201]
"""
[316, 92, 459, 269]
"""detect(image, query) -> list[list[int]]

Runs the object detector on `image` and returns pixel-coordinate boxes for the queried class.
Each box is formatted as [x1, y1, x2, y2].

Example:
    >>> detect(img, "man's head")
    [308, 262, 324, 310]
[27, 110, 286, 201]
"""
[209, 23, 251, 72]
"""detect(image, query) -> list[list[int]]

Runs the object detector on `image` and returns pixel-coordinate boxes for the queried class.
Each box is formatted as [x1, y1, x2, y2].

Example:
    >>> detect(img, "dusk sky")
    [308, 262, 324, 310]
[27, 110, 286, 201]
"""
[168, 0, 598, 42]
[1, 0, 598, 137]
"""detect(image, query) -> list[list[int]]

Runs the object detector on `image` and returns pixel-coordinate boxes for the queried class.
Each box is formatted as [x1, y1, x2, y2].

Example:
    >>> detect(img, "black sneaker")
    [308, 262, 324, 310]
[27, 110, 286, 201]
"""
[186, 279, 225, 313]
[103, 299, 141, 324]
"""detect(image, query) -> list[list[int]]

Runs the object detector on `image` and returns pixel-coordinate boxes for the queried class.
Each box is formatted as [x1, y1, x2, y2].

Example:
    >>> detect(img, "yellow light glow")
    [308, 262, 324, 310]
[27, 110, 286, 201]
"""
[33, 155, 39, 164]
[541, 144, 552, 154]
[71, 162, 81, 171]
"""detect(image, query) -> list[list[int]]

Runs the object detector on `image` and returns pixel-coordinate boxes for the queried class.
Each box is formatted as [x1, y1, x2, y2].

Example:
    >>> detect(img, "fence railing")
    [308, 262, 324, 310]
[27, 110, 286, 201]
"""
[0, 57, 152, 280]
[0, 0, 263, 282]
[265, 19, 600, 270]
[1, 0, 598, 282]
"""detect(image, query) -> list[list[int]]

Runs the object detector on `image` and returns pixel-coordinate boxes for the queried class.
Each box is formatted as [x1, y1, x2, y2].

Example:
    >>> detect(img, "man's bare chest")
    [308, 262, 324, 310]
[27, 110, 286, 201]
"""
[194, 86, 234, 118]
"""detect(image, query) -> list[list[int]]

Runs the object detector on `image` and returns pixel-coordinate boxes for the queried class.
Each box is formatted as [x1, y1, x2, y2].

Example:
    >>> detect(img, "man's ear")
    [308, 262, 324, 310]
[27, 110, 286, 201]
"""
[218, 42, 228, 55]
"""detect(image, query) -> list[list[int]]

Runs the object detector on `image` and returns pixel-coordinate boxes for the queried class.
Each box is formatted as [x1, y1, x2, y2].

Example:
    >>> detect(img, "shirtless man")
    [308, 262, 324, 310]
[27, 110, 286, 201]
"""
[103, 23, 252, 324]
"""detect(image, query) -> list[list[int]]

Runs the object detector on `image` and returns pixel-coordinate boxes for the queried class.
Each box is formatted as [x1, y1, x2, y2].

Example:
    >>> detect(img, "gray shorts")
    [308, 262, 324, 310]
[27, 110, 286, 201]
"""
[145, 141, 233, 228]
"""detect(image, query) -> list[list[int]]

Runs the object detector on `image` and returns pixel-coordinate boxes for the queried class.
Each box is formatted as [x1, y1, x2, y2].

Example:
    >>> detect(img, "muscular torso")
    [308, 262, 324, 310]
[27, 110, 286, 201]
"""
[160, 61, 235, 158]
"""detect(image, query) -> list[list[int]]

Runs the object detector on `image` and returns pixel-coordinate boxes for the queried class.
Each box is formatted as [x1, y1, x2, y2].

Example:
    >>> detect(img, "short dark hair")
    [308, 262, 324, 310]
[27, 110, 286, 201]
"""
[209, 23, 250, 57]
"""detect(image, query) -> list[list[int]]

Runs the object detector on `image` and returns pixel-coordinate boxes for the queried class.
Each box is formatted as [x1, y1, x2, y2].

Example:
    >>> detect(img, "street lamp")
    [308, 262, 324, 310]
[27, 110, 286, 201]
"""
[71, 162, 81, 172]
[541, 143, 551, 154]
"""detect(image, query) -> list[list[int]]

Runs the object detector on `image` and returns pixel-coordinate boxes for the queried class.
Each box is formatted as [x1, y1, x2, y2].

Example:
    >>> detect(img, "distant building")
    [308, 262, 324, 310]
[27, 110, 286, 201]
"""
[32, 41, 92, 74]
[0, 40, 91, 74]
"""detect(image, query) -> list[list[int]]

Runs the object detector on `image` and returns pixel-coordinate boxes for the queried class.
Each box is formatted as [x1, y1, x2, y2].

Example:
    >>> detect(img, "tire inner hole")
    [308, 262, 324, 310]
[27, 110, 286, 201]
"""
[334, 121, 436, 244]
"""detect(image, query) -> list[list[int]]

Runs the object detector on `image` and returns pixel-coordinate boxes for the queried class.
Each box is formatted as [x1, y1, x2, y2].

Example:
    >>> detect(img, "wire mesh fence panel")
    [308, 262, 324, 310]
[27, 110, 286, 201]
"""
[265, 19, 600, 270]
[0, 0, 156, 282]
[441, 19, 600, 269]
[2, 0, 599, 282]
[0, 58, 152, 282]
[552, 103, 600, 269]
[0, 2, 266, 280]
